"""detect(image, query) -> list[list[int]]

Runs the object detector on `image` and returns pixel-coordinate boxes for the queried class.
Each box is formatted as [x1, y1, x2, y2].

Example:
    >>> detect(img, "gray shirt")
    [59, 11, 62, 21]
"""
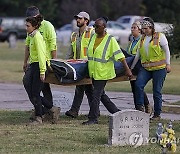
[66, 26, 94, 59]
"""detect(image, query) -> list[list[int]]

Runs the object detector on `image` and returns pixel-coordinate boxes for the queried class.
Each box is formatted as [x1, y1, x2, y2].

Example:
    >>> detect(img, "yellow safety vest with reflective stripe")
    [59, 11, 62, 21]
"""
[88, 33, 125, 80]
[71, 27, 93, 59]
[139, 32, 166, 71]
[127, 38, 140, 55]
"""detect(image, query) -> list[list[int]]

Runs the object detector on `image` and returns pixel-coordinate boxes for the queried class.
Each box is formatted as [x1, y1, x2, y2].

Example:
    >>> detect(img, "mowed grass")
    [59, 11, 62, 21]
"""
[0, 41, 180, 94]
[0, 110, 179, 153]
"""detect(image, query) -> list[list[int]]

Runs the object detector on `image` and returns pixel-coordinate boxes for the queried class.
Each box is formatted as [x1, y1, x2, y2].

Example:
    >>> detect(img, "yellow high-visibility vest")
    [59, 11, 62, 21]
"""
[139, 32, 166, 71]
[127, 38, 140, 55]
[71, 27, 93, 59]
[88, 33, 125, 80]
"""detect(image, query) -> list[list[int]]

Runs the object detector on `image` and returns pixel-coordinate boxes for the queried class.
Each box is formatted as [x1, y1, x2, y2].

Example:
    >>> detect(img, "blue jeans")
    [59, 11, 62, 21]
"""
[135, 68, 167, 116]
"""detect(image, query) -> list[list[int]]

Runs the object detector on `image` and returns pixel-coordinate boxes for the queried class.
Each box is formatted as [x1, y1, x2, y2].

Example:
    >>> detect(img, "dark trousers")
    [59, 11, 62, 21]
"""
[23, 63, 53, 116]
[42, 82, 53, 105]
[130, 80, 149, 109]
[70, 84, 93, 113]
[88, 79, 119, 120]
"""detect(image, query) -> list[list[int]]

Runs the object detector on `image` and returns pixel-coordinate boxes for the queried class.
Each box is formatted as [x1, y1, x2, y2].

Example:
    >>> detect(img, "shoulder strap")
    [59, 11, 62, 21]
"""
[140, 34, 145, 48]
[71, 32, 77, 42]
[84, 27, 93, 38]
[153, 32, 160, 45]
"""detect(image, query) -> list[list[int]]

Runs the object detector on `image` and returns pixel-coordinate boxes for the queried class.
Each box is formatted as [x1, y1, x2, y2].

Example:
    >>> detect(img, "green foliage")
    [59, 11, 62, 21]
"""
[99, 0, 111, 17]
[167, 24, 180, 57]
[143, 0, 180, 56]
[0, 0, 26, 17]
[142, 0, 180, 23]
[0, 0, 144, 27]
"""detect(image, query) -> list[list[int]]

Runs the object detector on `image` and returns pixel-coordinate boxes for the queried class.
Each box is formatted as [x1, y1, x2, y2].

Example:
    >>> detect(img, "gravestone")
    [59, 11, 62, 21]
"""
[108, 109, 149, 146]
[52, 91, 73, 113]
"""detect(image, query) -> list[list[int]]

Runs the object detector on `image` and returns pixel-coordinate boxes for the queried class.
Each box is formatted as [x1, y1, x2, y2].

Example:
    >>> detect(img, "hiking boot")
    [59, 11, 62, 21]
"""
[29, 116, 42, 125]
[50, 106, 60, 124]
[145, 104, 153, 115]
[150, 115, 161, 121]
[82, 120, 98, 125]
[136, 105, 144, 112]
[65, 109, 78, 118]
[42, 112, 52, 122]
[29, 109, 35, 121]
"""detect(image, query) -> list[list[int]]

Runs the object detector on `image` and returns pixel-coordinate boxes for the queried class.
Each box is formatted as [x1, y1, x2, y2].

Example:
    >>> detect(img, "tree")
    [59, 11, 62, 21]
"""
[0, 0, 59, 26]
[143, 0, 180, 56]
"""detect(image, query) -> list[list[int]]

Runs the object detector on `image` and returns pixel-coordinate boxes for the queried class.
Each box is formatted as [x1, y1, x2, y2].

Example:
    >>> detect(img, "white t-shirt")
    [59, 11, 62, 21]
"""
[144, 33, 168, 55]
[131, 33, 170, 69]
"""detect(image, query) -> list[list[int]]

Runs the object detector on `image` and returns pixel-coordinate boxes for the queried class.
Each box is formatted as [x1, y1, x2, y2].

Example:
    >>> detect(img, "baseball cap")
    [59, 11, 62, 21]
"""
[26, 6, 40, 17]
[74, 11, 90, 20]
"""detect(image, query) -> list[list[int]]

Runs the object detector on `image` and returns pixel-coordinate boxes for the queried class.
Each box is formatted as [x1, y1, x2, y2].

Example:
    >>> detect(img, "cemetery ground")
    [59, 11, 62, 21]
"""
[0, 41, 180, 153]
[0, 110, 179, 153]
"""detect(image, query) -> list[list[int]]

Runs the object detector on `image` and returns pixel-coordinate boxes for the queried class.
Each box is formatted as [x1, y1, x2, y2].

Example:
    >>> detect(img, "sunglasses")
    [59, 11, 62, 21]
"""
[93, 24, 101, 28]
[142, 27, 148, 30]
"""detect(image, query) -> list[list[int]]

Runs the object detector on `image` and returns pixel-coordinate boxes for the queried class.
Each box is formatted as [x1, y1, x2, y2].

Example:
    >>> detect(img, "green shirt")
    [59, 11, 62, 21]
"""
[29, 30, 47, 75]
[26, 20, 57, 60]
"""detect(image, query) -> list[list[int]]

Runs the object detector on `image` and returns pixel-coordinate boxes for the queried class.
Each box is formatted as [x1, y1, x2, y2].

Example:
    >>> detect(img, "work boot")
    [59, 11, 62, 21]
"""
[29, 109, 36, 121]
[136, 105, 144, 112]
[144, 104, 152, 114]
[29, 116, 43, 125]
[65, 109, 78, 118]
[82, 119, 98, 125]
[42, 112, 52, 122]
[50, 106, 60, 124]
[150, 115, 161, 121]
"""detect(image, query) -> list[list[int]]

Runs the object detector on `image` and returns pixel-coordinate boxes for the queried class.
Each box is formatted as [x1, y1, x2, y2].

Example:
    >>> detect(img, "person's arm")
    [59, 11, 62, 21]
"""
[120, 58, 133, 78]
[160, 33, 171, 73]
[51, 50, 57, 59]
[130, 50, 140, 70]
[35, 34, 47, 82]
[66, 32, 75, 59]
[47, 22, 57, 59]
[23, 46, 30, 72]
[161, 44, 171, 73]
[111, 37, 132, 78]
[66, 45, 74, 59]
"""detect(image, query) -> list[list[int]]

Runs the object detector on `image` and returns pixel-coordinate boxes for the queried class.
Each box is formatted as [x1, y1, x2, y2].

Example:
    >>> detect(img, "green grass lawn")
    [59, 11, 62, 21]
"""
[0, 110, 179, 153]
[0, 41, 180, 95]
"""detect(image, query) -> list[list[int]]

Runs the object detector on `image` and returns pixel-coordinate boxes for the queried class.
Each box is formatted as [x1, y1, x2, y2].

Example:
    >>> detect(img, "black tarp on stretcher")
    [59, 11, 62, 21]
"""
[50, 55, 141, 84]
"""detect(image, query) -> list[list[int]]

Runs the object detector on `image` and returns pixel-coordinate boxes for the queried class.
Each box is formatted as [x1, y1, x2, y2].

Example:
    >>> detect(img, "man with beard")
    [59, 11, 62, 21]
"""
[65, 11, 94, 118]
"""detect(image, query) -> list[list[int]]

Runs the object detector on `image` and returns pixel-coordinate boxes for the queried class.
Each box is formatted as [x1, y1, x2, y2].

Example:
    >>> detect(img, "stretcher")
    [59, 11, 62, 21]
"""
[45, 56, 140, 86]
[45, 71, 133, 86]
